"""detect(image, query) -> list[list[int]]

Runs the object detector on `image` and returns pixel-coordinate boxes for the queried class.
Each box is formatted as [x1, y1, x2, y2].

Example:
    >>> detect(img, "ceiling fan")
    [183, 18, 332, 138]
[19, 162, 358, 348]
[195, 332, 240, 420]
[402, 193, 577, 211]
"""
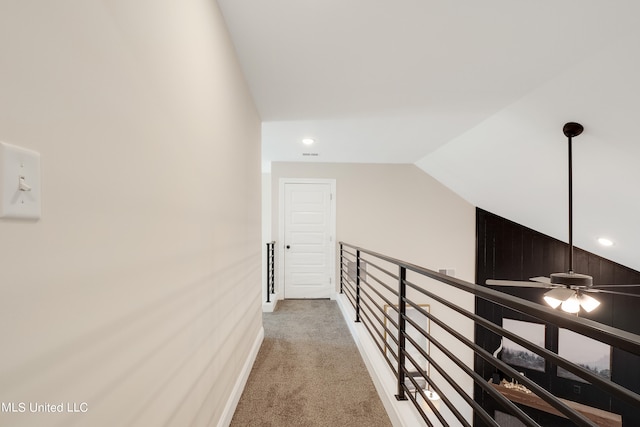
[486, 122, 640, 313]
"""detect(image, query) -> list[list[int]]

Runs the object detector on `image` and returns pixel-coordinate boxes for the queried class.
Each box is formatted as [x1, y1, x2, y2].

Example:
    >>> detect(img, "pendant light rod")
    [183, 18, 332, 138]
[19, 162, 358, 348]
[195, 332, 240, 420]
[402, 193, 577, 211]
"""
[568, 133, 573, 272]
[562, 122, 584, 274]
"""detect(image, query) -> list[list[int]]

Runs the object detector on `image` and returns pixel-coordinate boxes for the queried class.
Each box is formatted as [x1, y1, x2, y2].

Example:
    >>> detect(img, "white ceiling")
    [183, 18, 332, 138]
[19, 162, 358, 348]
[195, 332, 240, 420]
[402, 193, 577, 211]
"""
[217, 0, 640, 273]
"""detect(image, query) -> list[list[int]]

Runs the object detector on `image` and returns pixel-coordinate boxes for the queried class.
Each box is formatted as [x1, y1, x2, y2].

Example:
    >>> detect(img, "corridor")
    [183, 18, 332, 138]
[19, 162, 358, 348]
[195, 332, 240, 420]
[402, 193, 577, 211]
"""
[230, 300, 392, 427]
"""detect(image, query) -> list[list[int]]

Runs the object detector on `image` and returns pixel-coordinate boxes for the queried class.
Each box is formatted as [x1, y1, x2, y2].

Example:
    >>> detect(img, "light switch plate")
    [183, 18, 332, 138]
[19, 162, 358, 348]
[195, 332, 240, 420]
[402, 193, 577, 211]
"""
[0, 142, 41, 220]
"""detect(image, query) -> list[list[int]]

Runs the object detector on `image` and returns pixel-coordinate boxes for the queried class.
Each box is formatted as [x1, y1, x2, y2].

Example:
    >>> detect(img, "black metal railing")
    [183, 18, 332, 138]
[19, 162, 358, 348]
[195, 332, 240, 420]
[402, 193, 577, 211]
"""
[266, 241, 275, 303]
[339, 242, 640, 427]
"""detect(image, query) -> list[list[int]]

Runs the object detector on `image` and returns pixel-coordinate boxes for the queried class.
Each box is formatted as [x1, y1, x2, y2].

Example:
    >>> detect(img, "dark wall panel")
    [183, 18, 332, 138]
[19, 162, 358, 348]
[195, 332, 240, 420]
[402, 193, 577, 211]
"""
[474, 208, 640, 427]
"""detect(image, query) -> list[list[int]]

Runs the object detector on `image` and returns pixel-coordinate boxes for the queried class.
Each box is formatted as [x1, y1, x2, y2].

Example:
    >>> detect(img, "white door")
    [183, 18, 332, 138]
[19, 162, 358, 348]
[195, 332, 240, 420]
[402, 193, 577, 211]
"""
[283, 182, 334, 299]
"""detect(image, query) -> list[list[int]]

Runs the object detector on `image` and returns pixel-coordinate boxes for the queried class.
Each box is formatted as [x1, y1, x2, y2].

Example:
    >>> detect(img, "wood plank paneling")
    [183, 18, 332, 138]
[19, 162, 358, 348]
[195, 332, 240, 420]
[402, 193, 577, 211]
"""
[475, 208, 640, 427]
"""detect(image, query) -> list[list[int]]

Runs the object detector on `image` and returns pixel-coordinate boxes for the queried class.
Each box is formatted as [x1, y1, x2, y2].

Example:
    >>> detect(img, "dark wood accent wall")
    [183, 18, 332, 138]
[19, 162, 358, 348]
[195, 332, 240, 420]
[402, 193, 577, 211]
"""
[474, 208, 640, 427]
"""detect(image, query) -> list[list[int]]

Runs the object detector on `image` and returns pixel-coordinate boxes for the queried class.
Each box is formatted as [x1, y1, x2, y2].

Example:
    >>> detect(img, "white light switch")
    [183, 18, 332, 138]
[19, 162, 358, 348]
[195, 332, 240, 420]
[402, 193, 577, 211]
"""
[0, 142, 41, 220]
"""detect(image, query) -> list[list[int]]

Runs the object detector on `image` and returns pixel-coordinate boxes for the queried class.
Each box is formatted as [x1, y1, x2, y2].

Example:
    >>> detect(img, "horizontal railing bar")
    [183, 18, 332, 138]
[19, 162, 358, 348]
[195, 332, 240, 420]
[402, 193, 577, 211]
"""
[401, 353, 472, 427]
[402, 371, 446, 427]
[399, 310, 523, 426]
[403, 311, 541, 427]
[402, 353, 468, 427]
[403, 388, 435, 427]
[402, 364, 436, 426]
[344, 276, 386, 350]
[360, 258, 400, 282]
[339, 266, 352, 282]
[341, 242, 639, 426]
[358, 277, 400, 328]
[342, 277, 356, 296]
[341, 273, 399, 375]
[340, 272, 355, 286]
[340, 269, 359, 292]
[358, 303, 400, 374]
[341, 248, 357, 258]
[402, 328, 502, 427]
[378, 272, 524, 426]
[361, 270, 400, 301]
[403, 297, 596, 427]
[355, 297, 399, 360]
[349, 254, 502, 422]
[403, 277, 640, 408]
[340, 242, 640, 356]
[482, 320, 640, 406]
[341, 279, 357, 307]
[357, 286, 397, 334]
[357, 291, 395, 347]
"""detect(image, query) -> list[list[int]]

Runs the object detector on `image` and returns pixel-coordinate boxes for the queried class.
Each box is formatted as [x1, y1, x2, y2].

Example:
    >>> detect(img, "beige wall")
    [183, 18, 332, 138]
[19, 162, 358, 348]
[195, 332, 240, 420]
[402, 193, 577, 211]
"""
[0, 2, 261, 427]
[271, 162, 475, 281]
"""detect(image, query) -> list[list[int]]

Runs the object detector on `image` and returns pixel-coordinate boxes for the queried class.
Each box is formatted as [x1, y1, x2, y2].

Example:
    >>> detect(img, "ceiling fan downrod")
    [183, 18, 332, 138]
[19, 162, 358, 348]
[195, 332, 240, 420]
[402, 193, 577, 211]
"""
[550, 122, 592, 288]
[563, 122, 583, 274]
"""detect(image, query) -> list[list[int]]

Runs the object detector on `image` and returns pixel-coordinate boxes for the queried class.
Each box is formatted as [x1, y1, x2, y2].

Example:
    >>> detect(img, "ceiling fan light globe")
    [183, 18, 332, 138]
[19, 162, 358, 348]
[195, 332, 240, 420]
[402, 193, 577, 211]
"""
[544, 295, 563, 309]
[579, 294, 601, 312]
[544, 287, 576, 306]
[561, 295, 581, 313]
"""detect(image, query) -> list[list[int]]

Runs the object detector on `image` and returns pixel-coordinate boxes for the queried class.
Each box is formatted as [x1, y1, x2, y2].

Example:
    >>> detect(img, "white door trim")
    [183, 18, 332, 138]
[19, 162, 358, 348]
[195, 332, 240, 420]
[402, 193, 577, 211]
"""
[278, 178, 337, 299]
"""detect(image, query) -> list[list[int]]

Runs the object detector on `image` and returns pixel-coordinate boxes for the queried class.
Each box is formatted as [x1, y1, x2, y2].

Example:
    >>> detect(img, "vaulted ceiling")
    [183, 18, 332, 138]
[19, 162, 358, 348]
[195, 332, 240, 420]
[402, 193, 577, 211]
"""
[217, 0, 640, 272]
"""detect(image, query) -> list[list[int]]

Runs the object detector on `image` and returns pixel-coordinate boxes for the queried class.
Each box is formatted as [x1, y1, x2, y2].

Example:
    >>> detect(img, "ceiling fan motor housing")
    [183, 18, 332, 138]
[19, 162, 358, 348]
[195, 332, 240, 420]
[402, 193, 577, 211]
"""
[563, 122, 584, 138]
[550, 272, 593, 287]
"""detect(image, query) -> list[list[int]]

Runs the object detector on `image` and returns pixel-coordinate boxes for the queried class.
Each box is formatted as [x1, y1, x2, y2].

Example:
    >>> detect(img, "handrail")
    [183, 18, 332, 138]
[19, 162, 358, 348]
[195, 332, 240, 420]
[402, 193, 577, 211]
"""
[265, 241, 275, 303]
[340, 242, 640, 355]
[339, 241, 640, 427]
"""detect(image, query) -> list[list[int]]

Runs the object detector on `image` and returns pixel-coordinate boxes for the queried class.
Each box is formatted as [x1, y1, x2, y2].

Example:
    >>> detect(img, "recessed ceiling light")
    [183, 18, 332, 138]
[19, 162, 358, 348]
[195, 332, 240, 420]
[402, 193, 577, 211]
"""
[598, 237, 613, 247]
[302, 138, 315, 145]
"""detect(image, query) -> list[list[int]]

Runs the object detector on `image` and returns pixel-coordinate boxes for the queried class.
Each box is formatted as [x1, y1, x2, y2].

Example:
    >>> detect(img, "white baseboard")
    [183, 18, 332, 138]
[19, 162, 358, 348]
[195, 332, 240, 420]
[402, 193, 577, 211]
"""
[262, 292, 281, 312]
[336, 294, 424, 427]
[217, 326, 264, 427]
[262, 300, 276, 312]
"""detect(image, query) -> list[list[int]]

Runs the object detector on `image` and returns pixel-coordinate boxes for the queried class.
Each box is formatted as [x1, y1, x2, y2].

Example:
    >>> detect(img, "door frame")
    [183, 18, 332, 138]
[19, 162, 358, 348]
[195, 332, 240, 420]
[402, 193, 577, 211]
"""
[278, 178, 337, 300]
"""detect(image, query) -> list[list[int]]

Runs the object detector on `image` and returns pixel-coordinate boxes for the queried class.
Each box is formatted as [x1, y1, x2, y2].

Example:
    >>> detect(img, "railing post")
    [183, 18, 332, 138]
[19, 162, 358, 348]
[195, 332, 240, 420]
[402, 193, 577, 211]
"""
[266, 242, 271, 303]
[339, 243, 344, 294]
[270, 242, 275, 296]
[396, 265, 408, 401]
[355, 249, 361, 323]
[265, 241, 275, 303]
[266, 242, 272, 303]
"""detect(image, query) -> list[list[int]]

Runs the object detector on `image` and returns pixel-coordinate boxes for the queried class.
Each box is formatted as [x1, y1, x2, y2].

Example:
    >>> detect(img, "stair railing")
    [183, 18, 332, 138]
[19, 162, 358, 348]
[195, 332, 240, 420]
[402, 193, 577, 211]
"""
[266, 241, 275, 303]
[339, 242, 640, 427]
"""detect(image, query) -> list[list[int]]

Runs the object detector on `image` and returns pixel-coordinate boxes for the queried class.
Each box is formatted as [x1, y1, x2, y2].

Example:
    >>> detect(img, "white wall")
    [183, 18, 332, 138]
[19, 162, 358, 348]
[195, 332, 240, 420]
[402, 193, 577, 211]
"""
[271, 162, 475, 280]
[0, 2, 261, 427]
[271, 162, 476, 424]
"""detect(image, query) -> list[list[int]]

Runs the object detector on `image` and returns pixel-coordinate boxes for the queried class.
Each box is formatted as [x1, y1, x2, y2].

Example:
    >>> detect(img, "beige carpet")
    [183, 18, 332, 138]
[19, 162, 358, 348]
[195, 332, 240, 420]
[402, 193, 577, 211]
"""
[230, 300, 393, 427]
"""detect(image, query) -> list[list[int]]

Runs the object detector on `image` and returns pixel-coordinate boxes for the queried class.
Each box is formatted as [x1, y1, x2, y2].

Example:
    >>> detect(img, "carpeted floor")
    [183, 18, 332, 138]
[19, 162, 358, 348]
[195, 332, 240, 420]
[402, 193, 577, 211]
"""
[230, 300, 393, 427]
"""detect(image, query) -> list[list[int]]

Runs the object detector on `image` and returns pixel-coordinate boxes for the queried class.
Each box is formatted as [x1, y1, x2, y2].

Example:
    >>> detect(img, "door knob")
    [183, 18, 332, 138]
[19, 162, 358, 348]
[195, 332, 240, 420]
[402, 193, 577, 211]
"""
[286, 245, 291, 249]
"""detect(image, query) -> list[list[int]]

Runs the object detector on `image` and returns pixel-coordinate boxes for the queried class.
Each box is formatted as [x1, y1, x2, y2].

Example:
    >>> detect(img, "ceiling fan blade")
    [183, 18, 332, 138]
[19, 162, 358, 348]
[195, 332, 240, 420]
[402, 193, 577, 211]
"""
[530, 276, 552, 284]
[486, 279, 551, 288]
[592, 284, 640, 288]
[584, 288, 640, 298]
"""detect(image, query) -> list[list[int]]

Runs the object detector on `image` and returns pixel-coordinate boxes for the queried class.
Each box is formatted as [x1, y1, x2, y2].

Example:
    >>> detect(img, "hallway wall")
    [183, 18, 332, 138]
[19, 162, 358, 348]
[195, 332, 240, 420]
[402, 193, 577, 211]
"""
[271, 162, 475, 280]
[0, 2, 261, 426]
